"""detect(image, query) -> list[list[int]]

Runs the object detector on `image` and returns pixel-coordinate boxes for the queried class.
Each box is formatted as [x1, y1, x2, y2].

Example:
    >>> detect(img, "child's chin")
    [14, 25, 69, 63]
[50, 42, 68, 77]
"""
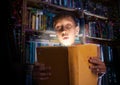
[62, 43, 72, 46]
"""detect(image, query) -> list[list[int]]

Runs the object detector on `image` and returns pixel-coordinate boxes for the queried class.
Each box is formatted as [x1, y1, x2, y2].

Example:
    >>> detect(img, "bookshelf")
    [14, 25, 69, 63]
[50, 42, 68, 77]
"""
[19, 0, 120, 85]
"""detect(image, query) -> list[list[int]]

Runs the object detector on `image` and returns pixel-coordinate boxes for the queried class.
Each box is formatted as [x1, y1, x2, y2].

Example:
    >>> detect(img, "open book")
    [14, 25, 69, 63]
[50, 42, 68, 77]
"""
[36, 43, 100, 85]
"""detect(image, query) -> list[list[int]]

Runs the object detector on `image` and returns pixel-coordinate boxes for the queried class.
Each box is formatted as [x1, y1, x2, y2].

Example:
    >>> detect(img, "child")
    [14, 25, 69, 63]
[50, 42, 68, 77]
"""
[32, 12, 106, 84]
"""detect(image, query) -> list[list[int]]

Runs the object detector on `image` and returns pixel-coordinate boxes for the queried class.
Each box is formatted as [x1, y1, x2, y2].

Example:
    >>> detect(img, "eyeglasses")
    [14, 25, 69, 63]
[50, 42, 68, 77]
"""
[55, 24, 75, 33]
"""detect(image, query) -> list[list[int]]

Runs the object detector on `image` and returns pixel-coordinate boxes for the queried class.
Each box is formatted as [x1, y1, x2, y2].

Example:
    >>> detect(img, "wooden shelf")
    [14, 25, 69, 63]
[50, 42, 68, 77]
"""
[25, 29, 56, 36]
[85, 36, 111, 45]
[83, 10, 108, 20]
[27, 0, 77, 11]
[27, 0, 108, 19]
[86, 36, 112, 41]
[85, 36, 120, 46]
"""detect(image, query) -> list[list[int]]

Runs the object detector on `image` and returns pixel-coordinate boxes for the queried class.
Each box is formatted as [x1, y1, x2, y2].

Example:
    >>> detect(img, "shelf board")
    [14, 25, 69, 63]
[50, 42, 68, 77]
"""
[39, 2, 77, 12]
[25, 29, 56, 35]
[85, 36, 120, 46]
[84, 10, 108, 20]
[86, 36, 112, 41]
[85, 36, 112, 45]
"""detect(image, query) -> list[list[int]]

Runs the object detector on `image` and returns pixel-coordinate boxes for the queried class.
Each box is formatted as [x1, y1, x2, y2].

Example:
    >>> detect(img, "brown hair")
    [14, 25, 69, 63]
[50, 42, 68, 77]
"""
[53, 12, 78, 28]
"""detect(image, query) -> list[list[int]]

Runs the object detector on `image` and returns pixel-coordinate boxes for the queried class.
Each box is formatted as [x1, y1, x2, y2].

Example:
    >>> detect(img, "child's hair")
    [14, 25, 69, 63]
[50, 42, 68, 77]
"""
[53, 12, 78, 27]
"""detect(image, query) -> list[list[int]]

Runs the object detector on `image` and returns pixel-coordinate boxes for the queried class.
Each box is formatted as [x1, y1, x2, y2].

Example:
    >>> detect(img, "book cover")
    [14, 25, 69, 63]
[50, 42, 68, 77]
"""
[36, 43, 99, 85]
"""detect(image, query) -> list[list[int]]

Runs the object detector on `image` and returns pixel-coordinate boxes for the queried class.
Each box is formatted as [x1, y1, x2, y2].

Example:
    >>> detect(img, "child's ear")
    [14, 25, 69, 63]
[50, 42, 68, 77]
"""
[75, 26, 80, 36]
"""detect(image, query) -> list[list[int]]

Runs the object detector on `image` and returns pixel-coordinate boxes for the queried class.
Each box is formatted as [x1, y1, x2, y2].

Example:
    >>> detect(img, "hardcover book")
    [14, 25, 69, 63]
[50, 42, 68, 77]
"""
[36, 43, 100, 85]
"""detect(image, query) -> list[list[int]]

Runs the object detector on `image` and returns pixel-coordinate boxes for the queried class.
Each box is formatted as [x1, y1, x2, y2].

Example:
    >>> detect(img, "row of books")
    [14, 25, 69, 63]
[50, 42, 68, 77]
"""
[85, 21, 114, 39]
[27, 8, 55, 31]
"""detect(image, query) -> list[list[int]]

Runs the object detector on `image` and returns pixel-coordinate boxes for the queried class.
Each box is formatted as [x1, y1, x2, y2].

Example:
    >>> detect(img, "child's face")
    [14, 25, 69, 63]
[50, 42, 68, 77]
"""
[54, 17, 79, 46]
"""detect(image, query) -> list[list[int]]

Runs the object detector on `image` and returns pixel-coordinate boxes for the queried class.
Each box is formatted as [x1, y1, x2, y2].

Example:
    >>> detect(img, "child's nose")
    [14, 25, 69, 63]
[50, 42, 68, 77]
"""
[61, 31, 67, 36]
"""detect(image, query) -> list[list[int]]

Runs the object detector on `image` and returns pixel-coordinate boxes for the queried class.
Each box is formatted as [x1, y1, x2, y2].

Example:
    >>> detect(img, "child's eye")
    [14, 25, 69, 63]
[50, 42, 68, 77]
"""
[65, 24, 72, 30]
[55, 26, 62, 31]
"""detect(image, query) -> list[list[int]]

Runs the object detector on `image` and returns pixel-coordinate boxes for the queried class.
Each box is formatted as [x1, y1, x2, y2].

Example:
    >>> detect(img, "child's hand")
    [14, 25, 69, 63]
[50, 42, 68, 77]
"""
[88, 57, 106, 76]
[32, 62, 51, 81]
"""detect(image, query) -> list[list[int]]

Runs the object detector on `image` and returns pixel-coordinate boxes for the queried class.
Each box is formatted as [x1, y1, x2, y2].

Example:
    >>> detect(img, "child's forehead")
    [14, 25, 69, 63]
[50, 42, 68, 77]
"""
[53, 16, 76, 27]
[56, 17, 74, 22]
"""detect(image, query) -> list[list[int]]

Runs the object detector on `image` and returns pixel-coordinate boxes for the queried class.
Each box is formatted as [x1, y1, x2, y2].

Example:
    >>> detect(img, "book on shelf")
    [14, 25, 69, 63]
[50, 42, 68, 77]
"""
[36, 43, 100, 85]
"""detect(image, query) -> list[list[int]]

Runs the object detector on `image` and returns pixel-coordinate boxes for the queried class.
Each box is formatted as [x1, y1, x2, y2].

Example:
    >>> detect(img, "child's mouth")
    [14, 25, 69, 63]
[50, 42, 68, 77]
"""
[63, 37, 68, 40]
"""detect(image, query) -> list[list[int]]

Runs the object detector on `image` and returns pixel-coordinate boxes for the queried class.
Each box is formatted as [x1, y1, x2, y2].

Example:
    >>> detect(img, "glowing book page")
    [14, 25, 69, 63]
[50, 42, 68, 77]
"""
[68, 43, 99, 85]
